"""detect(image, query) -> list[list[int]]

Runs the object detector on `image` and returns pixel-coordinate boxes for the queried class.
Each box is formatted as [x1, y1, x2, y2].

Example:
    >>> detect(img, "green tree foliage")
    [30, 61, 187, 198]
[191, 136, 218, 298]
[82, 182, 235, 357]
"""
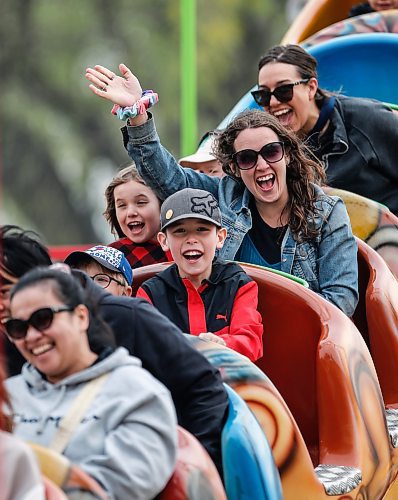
[1, 0, 288, 244]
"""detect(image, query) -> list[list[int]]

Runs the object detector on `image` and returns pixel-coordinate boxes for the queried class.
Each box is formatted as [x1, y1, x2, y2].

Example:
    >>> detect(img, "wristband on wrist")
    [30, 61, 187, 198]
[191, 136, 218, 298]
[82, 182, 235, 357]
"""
[111, 90, 158, 120]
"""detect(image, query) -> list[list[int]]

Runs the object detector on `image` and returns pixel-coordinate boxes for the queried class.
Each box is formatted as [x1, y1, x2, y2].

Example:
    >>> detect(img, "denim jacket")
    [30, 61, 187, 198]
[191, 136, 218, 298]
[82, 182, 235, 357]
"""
[122, 115, 358, 316]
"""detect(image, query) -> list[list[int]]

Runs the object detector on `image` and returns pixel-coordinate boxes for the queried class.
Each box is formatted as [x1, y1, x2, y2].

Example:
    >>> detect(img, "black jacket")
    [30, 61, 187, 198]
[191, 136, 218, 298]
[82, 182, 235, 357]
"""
[138, 260, 263, 361]
[75, 271, 228, 476]
[349, 3, 374, 17]
[314, 95, 398, 215]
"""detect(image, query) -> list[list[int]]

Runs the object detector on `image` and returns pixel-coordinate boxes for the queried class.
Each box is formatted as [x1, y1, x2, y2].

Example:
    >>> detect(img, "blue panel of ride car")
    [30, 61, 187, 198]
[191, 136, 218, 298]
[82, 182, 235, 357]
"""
[222, 384, 283, 500]
[308, 33, 398, 103]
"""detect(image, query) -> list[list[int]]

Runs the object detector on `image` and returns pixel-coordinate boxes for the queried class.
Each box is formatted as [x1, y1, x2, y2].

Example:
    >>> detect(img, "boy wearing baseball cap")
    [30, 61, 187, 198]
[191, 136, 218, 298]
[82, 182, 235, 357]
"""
[137, 188, 263, 361]
[65, 245, 133, 297]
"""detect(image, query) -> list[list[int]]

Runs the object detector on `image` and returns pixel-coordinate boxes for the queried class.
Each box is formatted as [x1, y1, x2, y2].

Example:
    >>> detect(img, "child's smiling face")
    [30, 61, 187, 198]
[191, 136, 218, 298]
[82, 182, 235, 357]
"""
[114, 180, 161, 244]
[158, 218, 227, 289]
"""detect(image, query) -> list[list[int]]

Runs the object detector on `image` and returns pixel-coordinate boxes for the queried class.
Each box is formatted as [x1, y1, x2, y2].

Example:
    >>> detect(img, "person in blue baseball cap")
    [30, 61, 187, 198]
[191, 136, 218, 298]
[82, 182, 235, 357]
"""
[64, 245, 133, 297]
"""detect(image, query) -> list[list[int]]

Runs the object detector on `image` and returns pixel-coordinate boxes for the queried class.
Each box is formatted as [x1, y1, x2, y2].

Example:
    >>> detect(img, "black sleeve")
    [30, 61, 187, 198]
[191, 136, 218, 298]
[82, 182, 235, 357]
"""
[348, 3, 374, 17]
[361, 102, 398, 183]
[99, 296, 228, 477]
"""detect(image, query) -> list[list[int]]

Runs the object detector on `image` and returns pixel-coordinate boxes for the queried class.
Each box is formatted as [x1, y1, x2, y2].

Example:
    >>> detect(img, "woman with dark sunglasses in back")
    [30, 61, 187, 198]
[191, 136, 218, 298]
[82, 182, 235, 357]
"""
[84, 64, 358, 316]
[253, 44, 398, 217]
[3, 267, 177, 500]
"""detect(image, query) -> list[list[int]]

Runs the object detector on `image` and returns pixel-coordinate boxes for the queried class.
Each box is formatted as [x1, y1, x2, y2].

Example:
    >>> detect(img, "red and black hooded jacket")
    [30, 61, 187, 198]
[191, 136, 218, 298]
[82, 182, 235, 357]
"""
[137, 259, 263, 361]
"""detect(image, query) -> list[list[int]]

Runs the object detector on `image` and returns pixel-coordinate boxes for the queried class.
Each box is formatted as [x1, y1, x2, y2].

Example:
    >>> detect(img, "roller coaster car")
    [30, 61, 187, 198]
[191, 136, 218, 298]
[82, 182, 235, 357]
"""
[306, 32, 398, 103]
[353, 239, 398, 447]
[132, 262, 397, 499]
[162, 384, 283, 499]
[324, 187, 398, 278]
[302, 10, 398, 48]
[221, 384, 283, 500]
[159, 426, 226, 500]
[282, 0, 360, 44]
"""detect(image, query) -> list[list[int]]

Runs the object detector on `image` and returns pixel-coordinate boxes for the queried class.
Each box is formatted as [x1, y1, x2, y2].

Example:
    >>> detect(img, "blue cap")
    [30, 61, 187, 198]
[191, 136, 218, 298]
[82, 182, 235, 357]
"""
[65, 245, 133, 286]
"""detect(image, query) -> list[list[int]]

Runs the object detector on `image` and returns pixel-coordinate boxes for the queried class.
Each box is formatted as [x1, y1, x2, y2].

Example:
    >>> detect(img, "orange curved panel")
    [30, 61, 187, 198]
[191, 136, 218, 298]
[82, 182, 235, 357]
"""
[353, 238, 398, 408]
[244, 264, 392, 499]
[281, 0, 359, 45]
[159, 426, 226, 500]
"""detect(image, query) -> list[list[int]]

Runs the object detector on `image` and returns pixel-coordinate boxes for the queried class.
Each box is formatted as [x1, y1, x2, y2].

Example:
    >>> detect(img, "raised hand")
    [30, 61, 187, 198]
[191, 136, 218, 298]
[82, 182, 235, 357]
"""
[85, 63, 142, 107]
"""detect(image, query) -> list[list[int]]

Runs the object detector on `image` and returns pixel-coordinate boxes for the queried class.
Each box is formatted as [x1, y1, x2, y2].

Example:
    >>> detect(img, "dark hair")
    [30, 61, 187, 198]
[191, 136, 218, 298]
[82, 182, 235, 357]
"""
[0, 225, 52, 281]
[11, 268, 116, 354]
[258, 44, 328, 101]
[213, 109, 326, 241]
[104, 163, 160, 239]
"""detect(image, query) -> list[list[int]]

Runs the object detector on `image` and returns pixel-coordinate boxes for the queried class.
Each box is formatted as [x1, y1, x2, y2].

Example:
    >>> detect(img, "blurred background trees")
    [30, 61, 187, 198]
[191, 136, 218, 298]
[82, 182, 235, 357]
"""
[1, 0, 291, 245]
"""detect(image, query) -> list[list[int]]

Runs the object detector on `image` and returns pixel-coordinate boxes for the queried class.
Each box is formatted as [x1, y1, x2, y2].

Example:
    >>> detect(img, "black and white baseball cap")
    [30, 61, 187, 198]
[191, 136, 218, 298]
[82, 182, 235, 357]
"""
[160, 188, 222, 231]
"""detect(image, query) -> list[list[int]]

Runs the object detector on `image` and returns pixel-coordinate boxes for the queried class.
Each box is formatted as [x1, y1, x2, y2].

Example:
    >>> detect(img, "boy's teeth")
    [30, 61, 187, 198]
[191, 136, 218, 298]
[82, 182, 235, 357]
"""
[183, 250, 203, 261]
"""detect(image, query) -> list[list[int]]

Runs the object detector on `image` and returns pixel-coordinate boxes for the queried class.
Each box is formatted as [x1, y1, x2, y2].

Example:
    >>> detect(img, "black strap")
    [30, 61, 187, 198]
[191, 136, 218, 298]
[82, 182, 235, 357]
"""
[307, 96, 336, 148]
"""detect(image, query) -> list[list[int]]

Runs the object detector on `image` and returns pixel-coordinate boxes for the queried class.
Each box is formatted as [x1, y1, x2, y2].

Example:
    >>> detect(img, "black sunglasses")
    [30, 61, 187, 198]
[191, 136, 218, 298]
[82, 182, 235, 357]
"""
[90, 273, 125, 289]
[233, 141, 285, 171]
[3, 306, 74, 340]
[251, 79, 310, 107]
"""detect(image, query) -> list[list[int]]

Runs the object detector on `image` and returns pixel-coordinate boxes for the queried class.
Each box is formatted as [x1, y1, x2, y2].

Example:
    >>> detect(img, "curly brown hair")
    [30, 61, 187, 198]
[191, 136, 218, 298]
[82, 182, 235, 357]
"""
[104, 163, 160, 239]
[212, 109, 326, 241]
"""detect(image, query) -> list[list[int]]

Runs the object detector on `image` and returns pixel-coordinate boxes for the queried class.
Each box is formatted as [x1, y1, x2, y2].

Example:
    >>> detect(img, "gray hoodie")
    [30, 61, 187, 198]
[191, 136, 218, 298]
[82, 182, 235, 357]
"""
[5, 347, 177, 500]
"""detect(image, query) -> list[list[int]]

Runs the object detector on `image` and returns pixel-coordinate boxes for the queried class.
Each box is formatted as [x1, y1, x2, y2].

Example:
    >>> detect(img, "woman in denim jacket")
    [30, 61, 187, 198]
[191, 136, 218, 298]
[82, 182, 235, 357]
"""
[85, 64, 358, 317]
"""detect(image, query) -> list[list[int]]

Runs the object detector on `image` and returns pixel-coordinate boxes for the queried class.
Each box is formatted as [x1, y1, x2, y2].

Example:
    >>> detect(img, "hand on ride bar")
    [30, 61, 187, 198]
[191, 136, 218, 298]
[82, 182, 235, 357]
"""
[199, 332, 227, 346]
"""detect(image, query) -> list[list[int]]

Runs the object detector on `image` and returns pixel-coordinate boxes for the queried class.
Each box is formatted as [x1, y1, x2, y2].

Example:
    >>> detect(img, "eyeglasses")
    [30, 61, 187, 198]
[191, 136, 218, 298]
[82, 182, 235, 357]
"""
[251, 79, 310, 107]
[3, 306, 74, 340]
[90, 273, 125, 289]
[233, 141, 285, 170]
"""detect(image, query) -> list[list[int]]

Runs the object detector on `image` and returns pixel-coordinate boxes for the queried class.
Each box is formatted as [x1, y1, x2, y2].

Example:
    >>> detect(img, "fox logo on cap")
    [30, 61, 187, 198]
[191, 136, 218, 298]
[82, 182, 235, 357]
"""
[160, 188, 223, 231]
[191, 194, 219, 219]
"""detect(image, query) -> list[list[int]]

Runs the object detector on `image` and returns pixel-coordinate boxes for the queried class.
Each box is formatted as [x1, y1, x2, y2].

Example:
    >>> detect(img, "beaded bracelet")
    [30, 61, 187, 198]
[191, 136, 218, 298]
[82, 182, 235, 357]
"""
[111, 90, 158, 120]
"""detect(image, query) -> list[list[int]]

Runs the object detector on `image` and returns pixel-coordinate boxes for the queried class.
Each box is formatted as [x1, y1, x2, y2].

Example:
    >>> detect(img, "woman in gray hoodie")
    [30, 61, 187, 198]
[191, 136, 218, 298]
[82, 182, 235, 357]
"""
[4, 268, 177, 500]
